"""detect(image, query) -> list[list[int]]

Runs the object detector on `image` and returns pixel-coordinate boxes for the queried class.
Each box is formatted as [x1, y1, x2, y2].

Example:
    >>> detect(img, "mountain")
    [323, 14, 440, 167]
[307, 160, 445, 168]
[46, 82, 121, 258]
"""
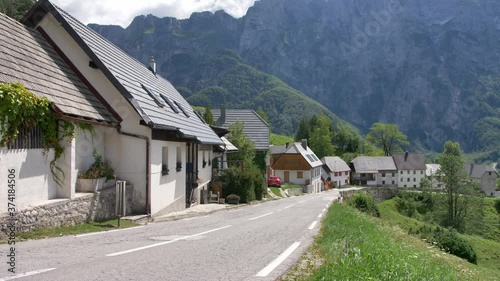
[89, 0, 500, 157]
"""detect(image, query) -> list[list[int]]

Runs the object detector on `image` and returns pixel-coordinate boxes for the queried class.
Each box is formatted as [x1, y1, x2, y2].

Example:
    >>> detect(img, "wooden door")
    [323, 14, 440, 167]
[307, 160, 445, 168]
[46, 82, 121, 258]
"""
[284, 171, 290, 183]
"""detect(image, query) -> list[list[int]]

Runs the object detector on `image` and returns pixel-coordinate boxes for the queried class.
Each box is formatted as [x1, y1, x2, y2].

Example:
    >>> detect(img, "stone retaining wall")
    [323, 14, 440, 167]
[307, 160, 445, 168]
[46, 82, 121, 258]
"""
[284, 188, 303, 197]
[0, 185, 134, 240]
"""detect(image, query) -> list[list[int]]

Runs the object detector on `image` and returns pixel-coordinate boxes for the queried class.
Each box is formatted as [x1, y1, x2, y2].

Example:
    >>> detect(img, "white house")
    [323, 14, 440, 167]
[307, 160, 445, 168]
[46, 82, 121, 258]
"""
[270, 140, 323, 193]
[465, 163, 499, 197]
[0, 12, 118, 213]
[23, 1, 223, 217]
[321, 156, 351, 187]
[350, 156, 398, 187]
[393, 152, 427, 188]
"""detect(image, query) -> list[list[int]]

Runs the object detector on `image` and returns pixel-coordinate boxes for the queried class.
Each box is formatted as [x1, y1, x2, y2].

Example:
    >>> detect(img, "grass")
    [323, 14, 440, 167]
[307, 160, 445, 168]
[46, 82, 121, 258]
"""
[269, 187, 282, 197]
[377, 198, 500, 280]
[270, 133, 294, 145]
[281, 184, 301, 190]
[12, 219, 136, 241]
[283, 203, 475, 280]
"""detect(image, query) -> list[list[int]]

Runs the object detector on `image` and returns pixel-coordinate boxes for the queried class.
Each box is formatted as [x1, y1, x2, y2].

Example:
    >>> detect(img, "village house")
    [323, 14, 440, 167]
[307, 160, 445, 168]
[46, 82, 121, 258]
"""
[350, 156, 398, 187]
[22, 0, 223, 217]
[464, 163, 499, 197]
[426, 164, 442, 189]
[0, 12, 118, 213]
[321, 156, 351, 187]
[270, 141, 323, 193]
[393, 152, 427, 188]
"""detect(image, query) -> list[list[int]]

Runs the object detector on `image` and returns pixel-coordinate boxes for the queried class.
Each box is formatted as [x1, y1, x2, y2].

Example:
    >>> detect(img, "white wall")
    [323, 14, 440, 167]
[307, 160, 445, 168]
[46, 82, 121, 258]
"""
[39, 15, 151, 213]
[150, 141, 186, 216]
[397, 169, 426, 188]
[75, 128, 105, 175]
[0, 148, 56, 212]
[329, 170, 350, 187]
[377, 171, 398, 187]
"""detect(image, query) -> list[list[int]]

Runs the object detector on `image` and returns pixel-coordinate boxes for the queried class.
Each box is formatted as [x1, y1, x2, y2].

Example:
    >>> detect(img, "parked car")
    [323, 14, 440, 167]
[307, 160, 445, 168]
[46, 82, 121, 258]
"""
[268, 176, 282, 187]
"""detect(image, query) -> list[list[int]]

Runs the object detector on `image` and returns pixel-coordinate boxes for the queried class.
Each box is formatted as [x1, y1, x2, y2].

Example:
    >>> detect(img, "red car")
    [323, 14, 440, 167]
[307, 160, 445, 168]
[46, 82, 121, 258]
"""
[268, 176, 282, 187]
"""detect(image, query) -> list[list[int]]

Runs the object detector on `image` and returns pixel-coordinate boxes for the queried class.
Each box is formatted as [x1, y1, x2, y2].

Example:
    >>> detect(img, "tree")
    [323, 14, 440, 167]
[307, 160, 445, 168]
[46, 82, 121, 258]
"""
[436, 141, 483, 231]
[203, 106, 215, 126]
[365, 122, 410, 156]
[0, 0, 35, 21]
[295, 117, 311, 141]
[308, 115, 335, 159]
[227, 121, 255, 166]
[333, 122, 361, 154]
[256, 107, 269, 124]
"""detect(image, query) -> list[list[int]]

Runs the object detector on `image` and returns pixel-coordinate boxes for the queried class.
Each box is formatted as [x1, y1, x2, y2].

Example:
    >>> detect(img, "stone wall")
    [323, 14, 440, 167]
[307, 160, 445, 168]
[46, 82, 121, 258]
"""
[284, 188, 303, 197]
[0, 185, 134, 240]
[339, 187, 399, 203]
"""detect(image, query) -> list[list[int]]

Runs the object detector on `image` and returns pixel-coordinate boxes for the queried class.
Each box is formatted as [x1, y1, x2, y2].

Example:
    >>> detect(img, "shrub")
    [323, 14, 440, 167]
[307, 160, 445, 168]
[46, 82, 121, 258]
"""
[219, 166, 256, 203]
[495, 198, 500, 214]
[347, 192, 380, 217]
[412, 226, 477, 264]
[78, 150, 114, 180]
[433, 229, 477, 264]
[395, 191, 435, 217]
[395, 196, 418, 217]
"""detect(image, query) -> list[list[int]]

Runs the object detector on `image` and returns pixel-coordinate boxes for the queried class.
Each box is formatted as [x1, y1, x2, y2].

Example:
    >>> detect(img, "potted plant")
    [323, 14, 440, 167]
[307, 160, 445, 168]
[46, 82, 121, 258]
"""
[226, 194, 240, 205]
[77, 150, 116, 192]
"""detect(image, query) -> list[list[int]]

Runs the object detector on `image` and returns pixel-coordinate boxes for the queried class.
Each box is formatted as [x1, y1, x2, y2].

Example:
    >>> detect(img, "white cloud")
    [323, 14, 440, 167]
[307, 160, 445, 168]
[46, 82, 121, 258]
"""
[51, 0, 258, 27]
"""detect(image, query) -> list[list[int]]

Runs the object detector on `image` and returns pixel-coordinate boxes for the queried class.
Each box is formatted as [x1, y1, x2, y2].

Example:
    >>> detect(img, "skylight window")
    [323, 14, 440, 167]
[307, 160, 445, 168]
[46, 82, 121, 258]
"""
[142, 84, 165, 107]
[194, 111, 206, 124]
[174, 101, 190, 118]
[160, 94, 179, 113]
[306, 155, 315, 162]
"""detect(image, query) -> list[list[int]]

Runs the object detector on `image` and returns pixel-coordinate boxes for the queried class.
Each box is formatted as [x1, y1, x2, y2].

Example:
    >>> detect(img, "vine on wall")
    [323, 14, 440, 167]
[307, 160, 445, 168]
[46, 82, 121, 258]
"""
[0, 82, 78, 186]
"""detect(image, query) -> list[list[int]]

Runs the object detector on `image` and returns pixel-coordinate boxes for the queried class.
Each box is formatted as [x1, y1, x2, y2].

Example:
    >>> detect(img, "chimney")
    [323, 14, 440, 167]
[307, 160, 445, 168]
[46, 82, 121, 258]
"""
[285, 142, 289, 149]
[404, 151, 409, 161]
[470, 163, 474, 176]
[216, 105, 226, 126]
[148, 56, 156, 75]
[301, 139, 307, 150]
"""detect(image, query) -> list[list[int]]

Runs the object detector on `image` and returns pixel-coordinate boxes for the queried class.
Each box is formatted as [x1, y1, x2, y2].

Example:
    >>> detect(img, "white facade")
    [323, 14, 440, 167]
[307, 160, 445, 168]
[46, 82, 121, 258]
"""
[397, 169, 426, 188]
[328, 170, 350, 187]
[274, 166, 322, 193]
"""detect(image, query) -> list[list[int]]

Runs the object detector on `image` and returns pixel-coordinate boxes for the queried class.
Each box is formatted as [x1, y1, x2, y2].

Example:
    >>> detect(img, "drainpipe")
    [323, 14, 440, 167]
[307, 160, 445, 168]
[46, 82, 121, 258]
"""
[117, 125, 151, 215]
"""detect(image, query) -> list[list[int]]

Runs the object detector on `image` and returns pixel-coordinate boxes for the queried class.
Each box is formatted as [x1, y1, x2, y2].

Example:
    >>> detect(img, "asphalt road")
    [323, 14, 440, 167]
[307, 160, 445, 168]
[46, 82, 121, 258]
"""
[1, 190, 340, 281]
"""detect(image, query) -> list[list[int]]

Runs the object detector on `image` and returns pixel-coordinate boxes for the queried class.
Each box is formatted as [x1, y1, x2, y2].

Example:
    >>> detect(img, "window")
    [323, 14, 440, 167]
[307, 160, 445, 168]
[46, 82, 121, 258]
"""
[202, 151, 207, 168]
[361, 173, 366, 177]
[334, 172, 338, 177]
[421, 171, 424, 174]
[400, 171, 403, 174]
[382, 173, 386, 177]
[392, 173, 395, 177]
[297, 171, 303, 178]
[413, 185, 417, 188]
[489, 172, 492, 176]
[408, 178, 410, 182]
[414, 178, 416, 182]
[174, 100, 190, 117]
[7, 125, 44, 149]
[345, 179, 348, 184]
[413, 170, 416, 174]
[382, 181, 385, 185]
[345, 171, 349, 176]
[404, 185, 407, 188]
[142, 84, 166, 107]
[160, 94, 179, 113]
[162, 147, 169, 176]
[407, 171, 410, 174]
[400, 178, 403, 182]
[392, 181, 395, 185]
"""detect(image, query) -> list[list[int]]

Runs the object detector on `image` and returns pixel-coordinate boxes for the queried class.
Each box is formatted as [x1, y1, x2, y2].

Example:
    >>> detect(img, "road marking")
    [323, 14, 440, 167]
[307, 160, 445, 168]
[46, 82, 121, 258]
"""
[249, 212, 274, 221]
[318, 213, 323, 218]
[76, 226, 145, 237]
[308, 221, 318, 230]
[106, 225, 232, 257]
[298, 200, 305, 204]
[256, 242, 301, 277]
[0, 268, 56, 281]
[283, 204, 294, 209]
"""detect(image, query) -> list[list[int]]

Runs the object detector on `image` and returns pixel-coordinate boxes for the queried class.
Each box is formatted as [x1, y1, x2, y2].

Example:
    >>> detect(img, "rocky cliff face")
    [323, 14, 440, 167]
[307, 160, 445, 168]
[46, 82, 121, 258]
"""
[90, 0, 500, 152]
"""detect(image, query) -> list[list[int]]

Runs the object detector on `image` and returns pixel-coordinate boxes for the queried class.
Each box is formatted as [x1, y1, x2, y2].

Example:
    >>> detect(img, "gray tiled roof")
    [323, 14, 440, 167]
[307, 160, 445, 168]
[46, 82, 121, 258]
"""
[464, 163, 498, 179]
[269, 145, 287, 155]
[0, 13, 116, 124]
[351, 156, 397, 173]
[283, 142, 323, 168]
[321, 156, 351, 172]
[393, 153, 426, 170]
[212, 109, 270, 151]
[40, 2, 222, 144]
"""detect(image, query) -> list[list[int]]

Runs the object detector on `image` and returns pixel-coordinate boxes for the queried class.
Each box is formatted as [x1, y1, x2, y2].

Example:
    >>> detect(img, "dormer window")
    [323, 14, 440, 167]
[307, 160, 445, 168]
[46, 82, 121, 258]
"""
[142, 84, 165, 107]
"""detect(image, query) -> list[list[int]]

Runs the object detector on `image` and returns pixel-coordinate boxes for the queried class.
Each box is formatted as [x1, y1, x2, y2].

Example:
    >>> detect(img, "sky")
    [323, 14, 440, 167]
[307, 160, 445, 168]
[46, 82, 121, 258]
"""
[51, 0, 259, 27]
